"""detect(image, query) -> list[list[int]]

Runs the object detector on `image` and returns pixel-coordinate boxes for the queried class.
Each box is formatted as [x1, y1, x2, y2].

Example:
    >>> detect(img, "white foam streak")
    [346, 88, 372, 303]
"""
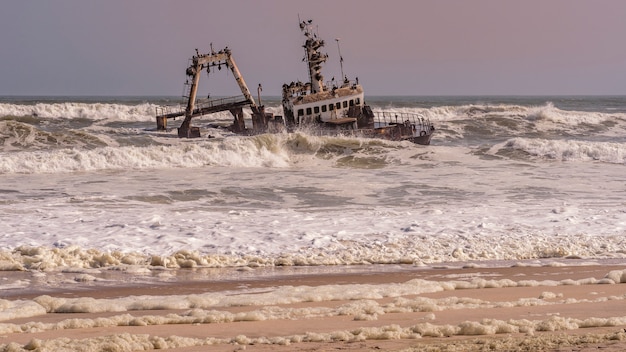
[0, 138, 290, 174]
[503, 138, 626, 164]
[2, 101, 624, 129]
[0, 102, 158, 121]
[0, 299, 47, 322]
[3, 319, 625, 351]
[2, 272, 626, 349]
[2, 271, 625, 322]
[526, 102, 619, 125]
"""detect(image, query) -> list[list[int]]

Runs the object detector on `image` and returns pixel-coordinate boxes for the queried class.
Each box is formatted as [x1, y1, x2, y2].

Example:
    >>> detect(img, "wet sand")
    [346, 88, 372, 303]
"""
[2, 263, 626, 351]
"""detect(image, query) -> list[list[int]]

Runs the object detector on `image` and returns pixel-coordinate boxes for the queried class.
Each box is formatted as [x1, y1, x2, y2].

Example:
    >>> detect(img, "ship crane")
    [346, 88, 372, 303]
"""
[156, 47, 273, 138]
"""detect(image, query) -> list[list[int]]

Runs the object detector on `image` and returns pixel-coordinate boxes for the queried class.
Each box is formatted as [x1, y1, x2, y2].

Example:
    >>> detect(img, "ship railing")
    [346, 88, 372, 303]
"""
[194, 95, 249, 111]
[326, 78, 359, 90]
[155, 105, 185, 119]
[155, 95, 250, 118]
[372, 111, 433, 133]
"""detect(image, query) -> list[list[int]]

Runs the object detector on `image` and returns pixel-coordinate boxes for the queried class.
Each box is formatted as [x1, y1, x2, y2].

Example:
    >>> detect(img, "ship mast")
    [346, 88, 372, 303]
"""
[335, 38, 345, 81]
[300, 19, 328, 94]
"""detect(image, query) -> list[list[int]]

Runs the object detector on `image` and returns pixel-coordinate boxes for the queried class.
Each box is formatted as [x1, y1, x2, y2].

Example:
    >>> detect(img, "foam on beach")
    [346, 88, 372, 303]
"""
[2, 269, 626, 322]
[2, 269, 626, 351]
[3, 326, 626, 352]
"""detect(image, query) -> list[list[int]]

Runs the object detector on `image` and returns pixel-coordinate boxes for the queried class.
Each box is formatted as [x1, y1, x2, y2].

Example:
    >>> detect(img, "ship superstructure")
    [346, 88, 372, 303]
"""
[282, 20, 365, 130]
[280, 19, 434, 144]
[155, 19, 434, 145]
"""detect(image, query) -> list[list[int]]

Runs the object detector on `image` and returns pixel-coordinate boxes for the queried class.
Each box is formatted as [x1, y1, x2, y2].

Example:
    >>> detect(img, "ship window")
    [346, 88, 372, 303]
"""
[329, 104, 334, 111]
[321, 105, 327, 112]
[335, 102, 341, 109]
[297, 109, 304, 116]
[349, 99, 354, 106]
[343, 101, 348, 108]
[314, 106, 320, 114]
[306, 107, 312, 115]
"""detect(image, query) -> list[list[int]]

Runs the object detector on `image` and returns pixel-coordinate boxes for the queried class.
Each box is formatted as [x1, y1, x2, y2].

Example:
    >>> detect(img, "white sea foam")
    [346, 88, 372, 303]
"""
[0, 299, 47, 322]
[525, 102, 623, 126]
[1, 100, 624, 130]
[3, 320, 625, 351]
[1, 98, 626, 290]
[0, 137, 291, 174]
[502, 137, 626, 164]
[2, 271, 626, 352]
[0, 102, 158, 121]
[1, 140, 625, 272]
[3, 271, 626, 323]
[0, 102, 285, 125]
[0, 130, 424, 174]
[379, 102, 626, 126]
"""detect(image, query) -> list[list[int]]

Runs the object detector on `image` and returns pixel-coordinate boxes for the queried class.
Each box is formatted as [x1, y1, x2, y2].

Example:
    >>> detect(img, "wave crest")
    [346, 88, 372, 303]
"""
[0, 136, 292, 174]
[0, 102, 158, 121]
[502, 137, 626, 164]
[0, 120, 110, 151]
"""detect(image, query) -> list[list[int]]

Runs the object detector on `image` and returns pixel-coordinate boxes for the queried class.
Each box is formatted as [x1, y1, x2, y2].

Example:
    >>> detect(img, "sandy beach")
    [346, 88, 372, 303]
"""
[2, 262, 626, 351]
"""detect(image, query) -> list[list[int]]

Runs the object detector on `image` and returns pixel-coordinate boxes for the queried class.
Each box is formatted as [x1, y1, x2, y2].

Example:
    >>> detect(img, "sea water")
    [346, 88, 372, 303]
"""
[2, 95, 626, 349]
[1, 95, 625, 272]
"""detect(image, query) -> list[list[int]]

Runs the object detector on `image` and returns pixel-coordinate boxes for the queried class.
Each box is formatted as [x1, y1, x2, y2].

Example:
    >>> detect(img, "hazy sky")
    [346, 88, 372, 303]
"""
[2, 0, 625, 96]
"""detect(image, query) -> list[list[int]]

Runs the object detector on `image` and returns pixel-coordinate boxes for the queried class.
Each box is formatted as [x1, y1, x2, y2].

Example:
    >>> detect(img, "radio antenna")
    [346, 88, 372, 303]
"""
[335, 38, 345, 81]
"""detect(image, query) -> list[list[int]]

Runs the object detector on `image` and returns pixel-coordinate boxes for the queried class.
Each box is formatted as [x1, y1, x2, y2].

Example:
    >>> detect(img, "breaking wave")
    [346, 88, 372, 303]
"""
[500, 138, 626, 164]
[3, 101, 625, 142]
[0, 131, 415, 174]
[0, 139, 290, 174]
[0, 102, 158, 121]
[0, 120, 111, 151]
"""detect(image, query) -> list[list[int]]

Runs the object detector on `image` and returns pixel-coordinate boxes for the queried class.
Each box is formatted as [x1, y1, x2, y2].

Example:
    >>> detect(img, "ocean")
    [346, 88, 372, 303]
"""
[1, 95, 625, 272]
[2, 95, 626, 349]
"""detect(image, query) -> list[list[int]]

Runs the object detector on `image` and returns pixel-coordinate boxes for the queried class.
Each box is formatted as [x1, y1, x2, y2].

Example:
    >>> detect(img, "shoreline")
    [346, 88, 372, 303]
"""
[4, 259, 625, 299]
[2, 261, 626, 351]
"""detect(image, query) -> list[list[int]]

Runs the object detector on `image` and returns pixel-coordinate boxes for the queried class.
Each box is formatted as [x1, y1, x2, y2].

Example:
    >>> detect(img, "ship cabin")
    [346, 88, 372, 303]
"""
[282, 79, 364, 128]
